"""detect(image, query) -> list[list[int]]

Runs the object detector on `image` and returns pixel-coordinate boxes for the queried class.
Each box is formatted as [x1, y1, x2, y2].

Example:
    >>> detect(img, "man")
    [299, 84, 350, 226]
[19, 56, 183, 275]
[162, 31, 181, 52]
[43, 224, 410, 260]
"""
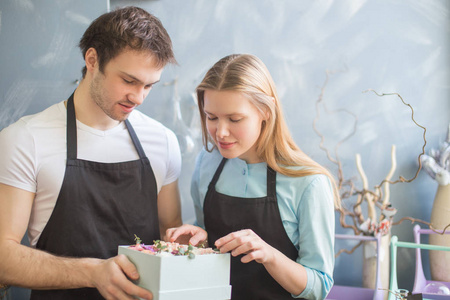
[0, 6, 182, 300]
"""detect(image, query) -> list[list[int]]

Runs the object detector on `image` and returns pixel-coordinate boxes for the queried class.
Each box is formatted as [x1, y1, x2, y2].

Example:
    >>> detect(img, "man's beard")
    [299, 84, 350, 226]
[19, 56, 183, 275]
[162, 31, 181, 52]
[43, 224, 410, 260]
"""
[89, 74, 128, 122]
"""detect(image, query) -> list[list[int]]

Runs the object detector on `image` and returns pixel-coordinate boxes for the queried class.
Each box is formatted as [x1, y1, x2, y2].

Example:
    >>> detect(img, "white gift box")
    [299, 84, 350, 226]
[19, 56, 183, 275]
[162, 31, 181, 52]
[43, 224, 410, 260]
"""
[118, 246, 232, 300]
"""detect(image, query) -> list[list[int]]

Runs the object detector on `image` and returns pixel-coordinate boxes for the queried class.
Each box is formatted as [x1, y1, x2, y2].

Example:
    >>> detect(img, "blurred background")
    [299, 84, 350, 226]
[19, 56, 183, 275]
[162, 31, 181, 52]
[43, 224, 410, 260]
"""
[1, 0, 448, 298]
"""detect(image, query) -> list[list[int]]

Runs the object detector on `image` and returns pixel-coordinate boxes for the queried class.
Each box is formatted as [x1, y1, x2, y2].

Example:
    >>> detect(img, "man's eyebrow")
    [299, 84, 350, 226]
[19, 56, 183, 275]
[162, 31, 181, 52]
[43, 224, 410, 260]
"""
[121, 72, 160, 85]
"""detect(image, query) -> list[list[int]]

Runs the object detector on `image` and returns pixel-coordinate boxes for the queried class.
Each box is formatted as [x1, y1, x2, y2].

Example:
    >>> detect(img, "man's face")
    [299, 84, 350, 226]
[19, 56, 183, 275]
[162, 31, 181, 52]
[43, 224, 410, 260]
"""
[89, 49, 163, 122]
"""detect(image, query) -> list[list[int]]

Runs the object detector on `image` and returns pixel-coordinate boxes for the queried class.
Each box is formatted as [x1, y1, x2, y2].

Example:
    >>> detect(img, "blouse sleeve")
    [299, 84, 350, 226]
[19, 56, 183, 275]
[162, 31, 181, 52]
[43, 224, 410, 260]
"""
[295, 175, 335, 299]
[191, 150, 206, 228]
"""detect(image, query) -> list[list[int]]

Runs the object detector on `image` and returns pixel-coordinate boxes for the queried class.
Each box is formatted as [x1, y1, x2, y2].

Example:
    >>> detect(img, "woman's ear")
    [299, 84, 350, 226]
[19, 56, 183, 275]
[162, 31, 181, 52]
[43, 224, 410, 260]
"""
[84, 48, 98, 74]
[264, 106, 273, 121]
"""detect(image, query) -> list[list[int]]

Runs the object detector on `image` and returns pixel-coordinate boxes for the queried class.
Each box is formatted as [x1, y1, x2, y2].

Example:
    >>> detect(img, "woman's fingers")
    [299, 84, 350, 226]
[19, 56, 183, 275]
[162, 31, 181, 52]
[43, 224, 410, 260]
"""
[165, 224, 207, 246]
[215, 229, 273, 264]
[215, 229, 258, 253]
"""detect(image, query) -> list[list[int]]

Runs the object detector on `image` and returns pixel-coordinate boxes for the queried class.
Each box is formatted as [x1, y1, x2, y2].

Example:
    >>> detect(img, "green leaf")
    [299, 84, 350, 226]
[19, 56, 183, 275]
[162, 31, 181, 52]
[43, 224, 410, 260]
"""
[134, 234, 142, 245]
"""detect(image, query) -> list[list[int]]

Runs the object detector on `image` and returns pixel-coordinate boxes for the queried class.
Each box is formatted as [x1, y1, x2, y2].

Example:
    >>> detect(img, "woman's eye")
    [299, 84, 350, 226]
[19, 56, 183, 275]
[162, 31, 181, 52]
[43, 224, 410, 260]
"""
[207, 116, 217, 121]
[230, 118, 242, 123]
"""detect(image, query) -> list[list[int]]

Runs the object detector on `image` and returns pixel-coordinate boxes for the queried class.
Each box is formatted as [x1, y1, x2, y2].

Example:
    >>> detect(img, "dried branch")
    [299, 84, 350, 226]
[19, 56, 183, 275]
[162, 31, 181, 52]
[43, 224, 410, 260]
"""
[313, 72, 450, 258]
[392, 217, 450, 235]
[355, 153, 376, 221]
[313, 69, 358, 189]
[382, 145, 397, 206]
[335, 241, 363, 258]
[363, 89, 428, 188]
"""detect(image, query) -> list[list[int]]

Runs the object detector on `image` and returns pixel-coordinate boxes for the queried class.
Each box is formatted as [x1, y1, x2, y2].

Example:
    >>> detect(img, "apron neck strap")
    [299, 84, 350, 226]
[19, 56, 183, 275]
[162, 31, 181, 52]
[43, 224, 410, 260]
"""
[124, 119, 146, 159]
[208, 157, 227, 190]
[66, 92, 146, 160]
[209, 157, 277, 198]
[66, 92, 77, 160]
[266, 166, 277, 199]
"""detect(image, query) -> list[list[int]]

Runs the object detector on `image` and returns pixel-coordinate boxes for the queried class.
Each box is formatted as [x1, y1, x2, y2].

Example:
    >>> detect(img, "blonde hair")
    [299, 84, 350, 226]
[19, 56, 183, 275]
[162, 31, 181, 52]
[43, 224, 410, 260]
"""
[196, 54, 340, 208]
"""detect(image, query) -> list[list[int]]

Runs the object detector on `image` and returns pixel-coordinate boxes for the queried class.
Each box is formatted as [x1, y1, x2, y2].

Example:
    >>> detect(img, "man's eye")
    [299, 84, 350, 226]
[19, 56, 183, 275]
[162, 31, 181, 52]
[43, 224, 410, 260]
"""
[123, 79, 133, 84]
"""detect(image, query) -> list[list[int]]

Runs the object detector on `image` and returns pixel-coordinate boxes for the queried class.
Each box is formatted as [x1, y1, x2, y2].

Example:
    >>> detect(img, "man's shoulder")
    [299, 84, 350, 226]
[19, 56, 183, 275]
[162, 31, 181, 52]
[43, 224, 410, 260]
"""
[128, 110, 179, 149]
[129, 109, 170, 132]
[1, 102, 65, 135]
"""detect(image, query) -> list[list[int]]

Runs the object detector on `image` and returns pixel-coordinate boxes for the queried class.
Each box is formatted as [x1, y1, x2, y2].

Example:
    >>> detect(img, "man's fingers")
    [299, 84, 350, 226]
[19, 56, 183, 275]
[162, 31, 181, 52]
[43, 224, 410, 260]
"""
[111, 255, 153, 300]
[115, 254, 139, 280]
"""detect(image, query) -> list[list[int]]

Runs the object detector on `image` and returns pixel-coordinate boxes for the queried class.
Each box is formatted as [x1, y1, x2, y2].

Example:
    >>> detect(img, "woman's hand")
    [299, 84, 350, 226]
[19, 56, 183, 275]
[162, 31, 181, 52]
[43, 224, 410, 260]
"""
[215, 229, 276, 264]
[165, 224, 208, 247]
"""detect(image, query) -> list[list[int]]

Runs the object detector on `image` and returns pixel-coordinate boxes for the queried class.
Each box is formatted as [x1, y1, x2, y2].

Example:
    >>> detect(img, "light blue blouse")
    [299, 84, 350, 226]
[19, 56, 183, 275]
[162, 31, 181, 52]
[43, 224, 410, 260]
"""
[191, 148, 335, 300]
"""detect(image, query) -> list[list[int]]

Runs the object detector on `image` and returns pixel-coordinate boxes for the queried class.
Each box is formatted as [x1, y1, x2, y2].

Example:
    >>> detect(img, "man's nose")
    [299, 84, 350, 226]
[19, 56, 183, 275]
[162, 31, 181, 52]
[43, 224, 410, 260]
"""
[128, 86, 146, 105]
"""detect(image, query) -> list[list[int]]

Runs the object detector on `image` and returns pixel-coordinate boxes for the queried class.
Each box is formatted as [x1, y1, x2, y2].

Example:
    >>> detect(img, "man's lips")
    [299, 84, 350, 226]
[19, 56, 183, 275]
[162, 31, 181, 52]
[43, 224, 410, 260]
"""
[118, 103, 136, 113]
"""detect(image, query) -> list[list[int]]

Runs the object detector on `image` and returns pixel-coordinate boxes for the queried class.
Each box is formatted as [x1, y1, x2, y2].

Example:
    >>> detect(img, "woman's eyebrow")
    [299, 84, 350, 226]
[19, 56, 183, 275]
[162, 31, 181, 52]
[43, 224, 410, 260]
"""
[204, 110, 244, 117]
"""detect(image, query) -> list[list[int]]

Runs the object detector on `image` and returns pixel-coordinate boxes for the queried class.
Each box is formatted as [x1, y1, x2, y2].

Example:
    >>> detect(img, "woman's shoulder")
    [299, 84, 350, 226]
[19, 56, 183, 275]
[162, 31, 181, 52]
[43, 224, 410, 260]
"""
[196, 147, 223, 164]
[192, 147, 224, 186]
[278, 166, 330, 185]
[277, 168, 332, 198]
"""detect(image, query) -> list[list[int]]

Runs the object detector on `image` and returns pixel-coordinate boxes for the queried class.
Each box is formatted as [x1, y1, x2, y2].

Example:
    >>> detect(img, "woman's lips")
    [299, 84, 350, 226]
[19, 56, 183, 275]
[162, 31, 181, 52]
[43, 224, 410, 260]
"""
[218, 141, 235, 149]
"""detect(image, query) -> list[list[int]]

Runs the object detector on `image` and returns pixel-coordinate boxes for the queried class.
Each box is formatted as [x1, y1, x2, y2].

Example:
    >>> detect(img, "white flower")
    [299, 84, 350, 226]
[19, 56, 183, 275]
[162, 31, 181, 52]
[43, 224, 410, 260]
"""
[421, 123, 450, 186]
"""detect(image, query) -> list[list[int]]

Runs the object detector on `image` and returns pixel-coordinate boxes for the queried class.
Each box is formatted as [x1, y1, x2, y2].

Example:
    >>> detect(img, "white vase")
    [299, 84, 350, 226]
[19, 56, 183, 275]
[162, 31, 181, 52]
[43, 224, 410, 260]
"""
[362, 233, 390, 300]
[429, 183, 450, 281]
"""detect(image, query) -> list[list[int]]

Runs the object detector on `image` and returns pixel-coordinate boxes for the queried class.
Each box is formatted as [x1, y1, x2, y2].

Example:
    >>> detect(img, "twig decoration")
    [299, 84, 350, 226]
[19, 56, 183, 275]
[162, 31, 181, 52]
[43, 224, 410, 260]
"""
[312, 72, 450, 258]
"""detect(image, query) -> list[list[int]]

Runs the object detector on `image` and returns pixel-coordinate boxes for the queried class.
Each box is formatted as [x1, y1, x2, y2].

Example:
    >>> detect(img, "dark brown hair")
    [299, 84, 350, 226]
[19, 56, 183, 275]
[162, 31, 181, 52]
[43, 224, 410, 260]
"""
[79, 6, 177, 77]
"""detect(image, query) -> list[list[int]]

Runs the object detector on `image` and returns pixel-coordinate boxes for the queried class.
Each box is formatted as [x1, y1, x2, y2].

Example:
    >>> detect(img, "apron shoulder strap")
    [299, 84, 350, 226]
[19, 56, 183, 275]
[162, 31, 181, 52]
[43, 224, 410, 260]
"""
[124, 119, 146, 159]
[208, 157, 227, 190]
[267, 166, 277, 200]
[66, 92, 77, 160]
[66, 92, 147, 160]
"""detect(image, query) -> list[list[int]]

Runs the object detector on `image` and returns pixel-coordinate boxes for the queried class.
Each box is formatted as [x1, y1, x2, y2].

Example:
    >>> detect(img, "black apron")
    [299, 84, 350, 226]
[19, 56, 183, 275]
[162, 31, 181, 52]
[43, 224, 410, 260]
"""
[204, 158, 304, 300]
[31, 93, 160, 299]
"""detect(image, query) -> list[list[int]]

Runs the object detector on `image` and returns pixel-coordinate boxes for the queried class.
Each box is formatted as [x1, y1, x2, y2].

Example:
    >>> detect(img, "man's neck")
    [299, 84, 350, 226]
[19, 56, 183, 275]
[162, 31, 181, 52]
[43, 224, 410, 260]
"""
[70, 81, 121, 131]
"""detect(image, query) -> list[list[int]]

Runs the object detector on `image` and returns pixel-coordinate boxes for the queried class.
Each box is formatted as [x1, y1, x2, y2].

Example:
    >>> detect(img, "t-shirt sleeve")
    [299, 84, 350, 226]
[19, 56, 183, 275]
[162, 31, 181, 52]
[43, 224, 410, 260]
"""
[162, 128, 182, 186]
[0, 120, 37, 193]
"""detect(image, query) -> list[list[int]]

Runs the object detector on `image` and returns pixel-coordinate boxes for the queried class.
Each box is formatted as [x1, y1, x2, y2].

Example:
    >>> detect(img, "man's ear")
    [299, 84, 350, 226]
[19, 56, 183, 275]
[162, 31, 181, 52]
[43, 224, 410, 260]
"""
[85, 48, 98, 73]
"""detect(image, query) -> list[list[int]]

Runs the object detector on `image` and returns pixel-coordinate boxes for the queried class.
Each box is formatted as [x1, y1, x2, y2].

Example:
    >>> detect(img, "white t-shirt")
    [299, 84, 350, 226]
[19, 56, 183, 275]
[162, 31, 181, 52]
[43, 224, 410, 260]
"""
[0, 101, 181, 246]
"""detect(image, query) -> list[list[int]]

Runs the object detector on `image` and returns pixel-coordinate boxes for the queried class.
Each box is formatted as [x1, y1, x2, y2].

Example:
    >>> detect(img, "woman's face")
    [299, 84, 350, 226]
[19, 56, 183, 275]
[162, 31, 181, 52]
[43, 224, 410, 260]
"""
[203, 89, 265, 164]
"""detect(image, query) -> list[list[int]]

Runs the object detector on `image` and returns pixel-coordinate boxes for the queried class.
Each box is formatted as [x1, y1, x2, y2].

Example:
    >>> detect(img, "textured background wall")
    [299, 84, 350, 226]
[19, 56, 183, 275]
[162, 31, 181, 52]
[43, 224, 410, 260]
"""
[0, 1, 108, 298]
[110, 0, 450, 291]
[1, 0, 449, 297]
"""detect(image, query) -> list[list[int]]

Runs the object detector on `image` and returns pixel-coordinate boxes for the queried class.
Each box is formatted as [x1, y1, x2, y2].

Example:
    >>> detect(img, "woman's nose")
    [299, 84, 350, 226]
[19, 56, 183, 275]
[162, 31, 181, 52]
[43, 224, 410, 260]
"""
[216, 121, 229, 138]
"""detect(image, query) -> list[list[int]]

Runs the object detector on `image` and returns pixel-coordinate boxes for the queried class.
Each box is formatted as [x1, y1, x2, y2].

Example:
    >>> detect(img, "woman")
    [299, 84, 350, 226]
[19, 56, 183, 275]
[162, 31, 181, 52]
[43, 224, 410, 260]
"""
[167, 54, 339, 300]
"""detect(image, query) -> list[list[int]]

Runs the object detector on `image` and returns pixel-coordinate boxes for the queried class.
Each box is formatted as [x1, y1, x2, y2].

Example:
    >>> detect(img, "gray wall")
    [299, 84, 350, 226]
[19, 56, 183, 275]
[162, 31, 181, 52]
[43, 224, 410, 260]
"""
[0, 1, 108, 299]
[110, 0, 449, 292]
[0, 0, 448, 297]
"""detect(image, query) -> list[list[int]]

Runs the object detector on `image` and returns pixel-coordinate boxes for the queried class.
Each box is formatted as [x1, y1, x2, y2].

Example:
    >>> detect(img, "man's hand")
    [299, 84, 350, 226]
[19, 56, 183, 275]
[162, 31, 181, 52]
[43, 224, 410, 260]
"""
[90, 254, 153, 300]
